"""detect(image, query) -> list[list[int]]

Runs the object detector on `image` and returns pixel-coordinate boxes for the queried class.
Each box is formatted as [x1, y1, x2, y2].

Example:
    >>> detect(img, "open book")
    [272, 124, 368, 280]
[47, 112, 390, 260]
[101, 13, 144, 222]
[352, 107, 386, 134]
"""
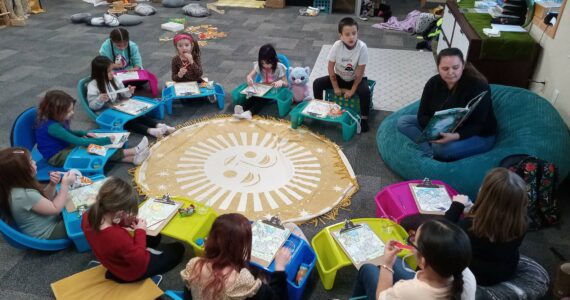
[250, 219, 291, 268]
[331, 221, 385, 270]
[65, 178, 109, 213]
[174, 82, 201, 96]
[111, 98, 154, 116]
[89, 132, 130, 149]
[137, 196, 183, 236]
[240, 83, 272, 97]
[114, 71, 140, 82]
[417, 91, 488, 143]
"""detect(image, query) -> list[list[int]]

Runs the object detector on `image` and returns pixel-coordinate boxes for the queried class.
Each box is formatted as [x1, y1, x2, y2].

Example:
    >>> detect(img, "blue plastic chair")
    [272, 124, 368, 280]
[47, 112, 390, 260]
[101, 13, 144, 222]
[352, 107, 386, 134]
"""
[0, 218, 71, 251]
[10, 107, 65, 182]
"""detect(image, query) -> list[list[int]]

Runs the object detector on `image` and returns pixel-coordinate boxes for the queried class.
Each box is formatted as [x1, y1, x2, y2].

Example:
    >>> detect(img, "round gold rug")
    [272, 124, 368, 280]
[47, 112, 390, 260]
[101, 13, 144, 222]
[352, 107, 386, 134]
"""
[134, 117, 358, 222]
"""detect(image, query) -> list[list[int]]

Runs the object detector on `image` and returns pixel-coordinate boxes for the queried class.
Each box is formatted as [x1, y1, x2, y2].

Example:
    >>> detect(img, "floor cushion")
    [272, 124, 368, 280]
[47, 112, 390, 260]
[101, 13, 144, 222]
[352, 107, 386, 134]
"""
[182, 3, 210, 17]
[475, 256, 549, 299]
[118, 14, 143, 26]
[377, 84, 570, 200]
[134, 4, 156, 16]
[70, 13, 92, 24]
[162, 0, 185, 8]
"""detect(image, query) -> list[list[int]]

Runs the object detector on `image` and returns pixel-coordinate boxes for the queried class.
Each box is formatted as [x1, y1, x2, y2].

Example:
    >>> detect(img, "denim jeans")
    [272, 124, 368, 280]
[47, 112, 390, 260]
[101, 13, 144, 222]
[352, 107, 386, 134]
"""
[397, 114, 496, 161]
[352, 257, 416, 300]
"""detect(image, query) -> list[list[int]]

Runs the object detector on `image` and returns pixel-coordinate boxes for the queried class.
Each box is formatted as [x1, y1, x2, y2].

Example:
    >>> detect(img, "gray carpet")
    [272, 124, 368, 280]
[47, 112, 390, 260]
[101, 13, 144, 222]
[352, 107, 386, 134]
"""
[0, 0, 568, 299]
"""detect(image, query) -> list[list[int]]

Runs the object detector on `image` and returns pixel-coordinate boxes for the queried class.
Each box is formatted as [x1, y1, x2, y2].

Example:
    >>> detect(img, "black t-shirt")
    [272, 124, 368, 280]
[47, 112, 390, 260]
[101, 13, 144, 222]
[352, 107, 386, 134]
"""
[445, 202, 525, 286]
[417, 74, 497, 140]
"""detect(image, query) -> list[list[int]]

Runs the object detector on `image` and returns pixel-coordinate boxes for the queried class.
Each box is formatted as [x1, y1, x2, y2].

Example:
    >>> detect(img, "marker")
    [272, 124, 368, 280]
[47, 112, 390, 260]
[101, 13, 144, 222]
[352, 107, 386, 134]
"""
[393, 241, 414, 251]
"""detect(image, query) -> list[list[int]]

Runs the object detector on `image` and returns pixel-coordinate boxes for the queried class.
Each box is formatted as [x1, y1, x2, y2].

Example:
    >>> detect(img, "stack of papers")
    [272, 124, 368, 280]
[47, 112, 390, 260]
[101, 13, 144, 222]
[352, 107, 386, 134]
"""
[483, 27, 501, 37]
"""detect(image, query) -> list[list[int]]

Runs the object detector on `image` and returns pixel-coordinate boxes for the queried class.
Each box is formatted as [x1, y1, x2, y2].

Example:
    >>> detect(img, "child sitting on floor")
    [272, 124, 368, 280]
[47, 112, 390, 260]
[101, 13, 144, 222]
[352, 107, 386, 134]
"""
[180, 213, 291, 300]
[82, 177, 185, 283]
[0, 147, 76, 239]
[171, 33, 203, 83]
[233, 44, 288, 120]
[99, 28, 143, 71]
[35, 90, 149, 166]
[313, 17, 371, 132]
[352, 219, 476, 300]
[87, 56, 175, 139]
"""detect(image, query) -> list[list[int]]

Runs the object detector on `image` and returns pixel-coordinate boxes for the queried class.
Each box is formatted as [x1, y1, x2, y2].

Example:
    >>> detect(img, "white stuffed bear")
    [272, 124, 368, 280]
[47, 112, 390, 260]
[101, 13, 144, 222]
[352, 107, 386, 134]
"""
[288, 66, 313, 103]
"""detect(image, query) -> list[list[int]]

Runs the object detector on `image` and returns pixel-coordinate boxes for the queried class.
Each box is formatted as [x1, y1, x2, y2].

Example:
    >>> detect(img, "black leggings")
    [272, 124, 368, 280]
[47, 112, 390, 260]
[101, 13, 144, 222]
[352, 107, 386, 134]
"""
[106, 234, 185, 283]
[242, 96, 267, 115]
[124, 116, 158, 135]
[312, 74, 371, 117]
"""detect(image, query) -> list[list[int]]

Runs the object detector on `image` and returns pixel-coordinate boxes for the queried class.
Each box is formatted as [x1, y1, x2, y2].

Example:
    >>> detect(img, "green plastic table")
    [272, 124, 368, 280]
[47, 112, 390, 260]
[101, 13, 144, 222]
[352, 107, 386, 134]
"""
[231, 83, 294, 117]
[158, 196, 218, 256]
[290, 101, 360, 141]
[311, 218, 416, 290]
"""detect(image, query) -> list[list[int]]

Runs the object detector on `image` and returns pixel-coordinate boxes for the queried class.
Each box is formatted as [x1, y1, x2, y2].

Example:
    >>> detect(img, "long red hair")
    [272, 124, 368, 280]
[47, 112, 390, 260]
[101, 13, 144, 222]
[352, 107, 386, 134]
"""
[188, 213, 252, 300]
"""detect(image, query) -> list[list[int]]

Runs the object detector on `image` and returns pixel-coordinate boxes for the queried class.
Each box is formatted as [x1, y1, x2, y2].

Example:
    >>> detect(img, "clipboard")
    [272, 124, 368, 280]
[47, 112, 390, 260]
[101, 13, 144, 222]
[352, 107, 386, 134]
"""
[409, 178, 452, 215]
[137, 194, 183, 236]
[331, 220, 386, 270]
[250, 216, 291, 268]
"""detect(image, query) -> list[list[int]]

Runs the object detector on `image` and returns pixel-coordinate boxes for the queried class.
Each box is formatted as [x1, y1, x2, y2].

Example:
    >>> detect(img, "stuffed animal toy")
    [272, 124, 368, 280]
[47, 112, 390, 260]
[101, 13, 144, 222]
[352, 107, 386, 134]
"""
[288, 66, 313, 103]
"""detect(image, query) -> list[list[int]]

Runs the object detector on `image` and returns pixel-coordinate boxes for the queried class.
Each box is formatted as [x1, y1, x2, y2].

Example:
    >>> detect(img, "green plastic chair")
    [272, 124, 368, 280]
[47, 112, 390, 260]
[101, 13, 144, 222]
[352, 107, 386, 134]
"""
[311, 218, 416, 290]
[231, 83, 294, 117]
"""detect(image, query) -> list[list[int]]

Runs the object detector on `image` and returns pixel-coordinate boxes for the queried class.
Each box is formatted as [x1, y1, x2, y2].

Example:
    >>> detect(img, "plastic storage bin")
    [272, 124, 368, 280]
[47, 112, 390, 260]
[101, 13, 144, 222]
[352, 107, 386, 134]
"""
[250, 234, 317, 300]
[313, 0, 331, 13]
[375, 180, 458, 223]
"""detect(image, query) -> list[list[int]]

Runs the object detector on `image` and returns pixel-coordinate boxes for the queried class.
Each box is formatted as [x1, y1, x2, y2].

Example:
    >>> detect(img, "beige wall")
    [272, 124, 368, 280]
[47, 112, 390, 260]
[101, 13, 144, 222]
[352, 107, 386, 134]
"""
[529, 8, 570, 127]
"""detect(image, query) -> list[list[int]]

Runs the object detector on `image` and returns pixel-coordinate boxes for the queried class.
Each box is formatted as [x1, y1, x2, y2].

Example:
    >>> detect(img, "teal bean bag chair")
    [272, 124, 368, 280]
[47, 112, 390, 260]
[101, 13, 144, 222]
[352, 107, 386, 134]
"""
[377, 84, 570, 200]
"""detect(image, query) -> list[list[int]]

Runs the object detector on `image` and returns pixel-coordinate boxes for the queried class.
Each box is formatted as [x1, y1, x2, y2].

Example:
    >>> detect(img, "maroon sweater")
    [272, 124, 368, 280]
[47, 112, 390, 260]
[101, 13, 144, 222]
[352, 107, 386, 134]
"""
[171, 55, 203, 82]
[82, 215, 150, 281]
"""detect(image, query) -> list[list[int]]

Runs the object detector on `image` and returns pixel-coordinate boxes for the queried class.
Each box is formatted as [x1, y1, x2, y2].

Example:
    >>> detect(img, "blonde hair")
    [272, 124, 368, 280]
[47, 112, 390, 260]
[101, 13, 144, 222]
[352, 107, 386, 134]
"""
[470, 168, 528, 242]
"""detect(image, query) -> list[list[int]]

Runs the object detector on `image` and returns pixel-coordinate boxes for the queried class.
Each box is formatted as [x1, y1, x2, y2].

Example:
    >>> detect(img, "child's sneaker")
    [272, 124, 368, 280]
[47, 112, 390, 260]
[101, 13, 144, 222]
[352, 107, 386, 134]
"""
[134, 149, 150, 165]
[234, 105, 244, 115]
[233, 110, 252, 120]
[135, 136, 149, 154]
[157, 123, 176, 135]
[148, 128, 164, 139]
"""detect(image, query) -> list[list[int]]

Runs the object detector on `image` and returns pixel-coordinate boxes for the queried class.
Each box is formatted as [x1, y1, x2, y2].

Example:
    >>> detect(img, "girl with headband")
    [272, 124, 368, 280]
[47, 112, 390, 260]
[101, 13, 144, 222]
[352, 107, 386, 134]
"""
[171, 33, 203, 82]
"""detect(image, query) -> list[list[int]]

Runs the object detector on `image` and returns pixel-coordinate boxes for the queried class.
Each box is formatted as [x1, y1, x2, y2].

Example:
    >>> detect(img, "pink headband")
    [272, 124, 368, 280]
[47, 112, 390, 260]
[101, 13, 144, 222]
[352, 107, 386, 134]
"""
[173, 33, 193, 45]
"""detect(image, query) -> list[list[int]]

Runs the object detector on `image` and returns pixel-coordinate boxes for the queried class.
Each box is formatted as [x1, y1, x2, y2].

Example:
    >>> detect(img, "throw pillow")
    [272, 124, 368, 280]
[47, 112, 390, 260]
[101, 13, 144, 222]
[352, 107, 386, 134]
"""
[90, 17, 106, 26]
[104, 13, 120, 27]
[162, 0, 185, 8]
[118, 14, 144, 26]
[70, 13, 92, 24]
[182, 3, 209, 17]
[134, 4, 156, 16]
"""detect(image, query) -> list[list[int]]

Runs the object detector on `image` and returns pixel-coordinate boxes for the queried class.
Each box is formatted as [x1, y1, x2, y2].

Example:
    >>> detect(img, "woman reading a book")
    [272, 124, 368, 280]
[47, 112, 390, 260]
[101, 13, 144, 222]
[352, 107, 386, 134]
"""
[397, 48, 497, 161]
[180, 213, 291, 300]
[352, 219, 476, 300]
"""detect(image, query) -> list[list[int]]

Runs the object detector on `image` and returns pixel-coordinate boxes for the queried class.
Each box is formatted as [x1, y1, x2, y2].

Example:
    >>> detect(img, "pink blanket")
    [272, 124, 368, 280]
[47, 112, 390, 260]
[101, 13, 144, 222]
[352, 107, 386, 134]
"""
[373, 10, 421, 33]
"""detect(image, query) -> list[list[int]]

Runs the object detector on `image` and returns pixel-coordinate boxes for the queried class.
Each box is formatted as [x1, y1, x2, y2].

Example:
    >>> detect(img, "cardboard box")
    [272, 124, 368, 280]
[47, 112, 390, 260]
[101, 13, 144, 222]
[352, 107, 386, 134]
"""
[266, 0, 285, 8]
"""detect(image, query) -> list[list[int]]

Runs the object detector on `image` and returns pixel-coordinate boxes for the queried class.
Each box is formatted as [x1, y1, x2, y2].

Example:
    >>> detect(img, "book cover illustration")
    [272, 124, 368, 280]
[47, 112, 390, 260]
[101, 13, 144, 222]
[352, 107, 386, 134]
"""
[138, 198, 181, 231]
[240, 83, 273, 97]
[90, 132, 130, 149]
[302, 100, 343, 118]
[331, 223, 385, 269]
[251, 220, 291, 267]
[114, 71, 140, 82]
[174, 82, 201, 96]
[66, 178, 109, 212]
[409, 183, 452, 214]
[417, 91, 488, 143]
[87, 144, 108, 156]
[112, 98, 154, 115]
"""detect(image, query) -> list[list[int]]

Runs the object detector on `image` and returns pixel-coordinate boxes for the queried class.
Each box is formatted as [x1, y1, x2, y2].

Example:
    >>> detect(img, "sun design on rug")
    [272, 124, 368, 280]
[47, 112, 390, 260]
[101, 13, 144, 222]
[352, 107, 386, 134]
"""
[135, 117, 358, 222]
[175, 132, 321, 212]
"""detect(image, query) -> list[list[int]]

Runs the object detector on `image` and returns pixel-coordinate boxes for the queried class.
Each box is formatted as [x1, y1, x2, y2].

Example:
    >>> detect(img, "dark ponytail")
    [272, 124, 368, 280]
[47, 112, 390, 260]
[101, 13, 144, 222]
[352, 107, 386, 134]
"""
[450, 272, 464, 300]
[416, 219, 471, 300]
